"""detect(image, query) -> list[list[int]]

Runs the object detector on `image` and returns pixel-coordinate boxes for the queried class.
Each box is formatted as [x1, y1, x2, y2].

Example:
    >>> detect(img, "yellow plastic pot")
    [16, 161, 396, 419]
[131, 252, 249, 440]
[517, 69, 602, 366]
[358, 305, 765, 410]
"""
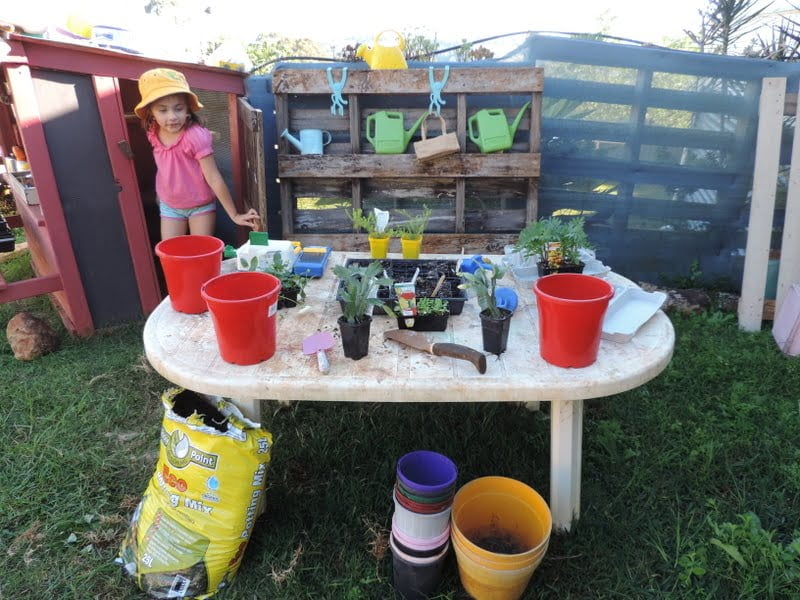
[368, 235, 389, 259]
[450, 476, 552, 599]
[401, 236, 422, 259]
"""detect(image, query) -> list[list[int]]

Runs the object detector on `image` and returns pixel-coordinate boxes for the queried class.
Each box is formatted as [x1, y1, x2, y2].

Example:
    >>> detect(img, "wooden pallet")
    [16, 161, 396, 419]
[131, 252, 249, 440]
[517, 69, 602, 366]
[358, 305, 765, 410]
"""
[271, 66, 543, 252]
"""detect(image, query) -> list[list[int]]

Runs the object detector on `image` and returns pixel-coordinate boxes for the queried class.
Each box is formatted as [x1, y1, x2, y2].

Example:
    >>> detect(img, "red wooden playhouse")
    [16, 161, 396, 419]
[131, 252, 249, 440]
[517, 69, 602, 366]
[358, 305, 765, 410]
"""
[0, 33, 260, 336]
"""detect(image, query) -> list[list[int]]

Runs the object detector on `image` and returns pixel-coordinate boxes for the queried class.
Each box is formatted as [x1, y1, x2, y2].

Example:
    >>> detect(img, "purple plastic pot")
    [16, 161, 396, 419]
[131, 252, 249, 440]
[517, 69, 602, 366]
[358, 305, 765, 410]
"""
[396, 450, 458, 497]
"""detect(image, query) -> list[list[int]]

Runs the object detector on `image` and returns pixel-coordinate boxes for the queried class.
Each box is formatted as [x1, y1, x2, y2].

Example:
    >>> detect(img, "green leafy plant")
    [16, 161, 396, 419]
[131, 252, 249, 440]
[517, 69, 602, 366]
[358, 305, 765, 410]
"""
[677, 508, 800, 597]
[242, 253, 309, 305]
[395, 205, 432, 240]
[414, 297, 448, 316]
[457, 261, 507, 318]
[515, 216, 591, 267]
[334, 261, 395, 324]
[345, 208, 394, 239]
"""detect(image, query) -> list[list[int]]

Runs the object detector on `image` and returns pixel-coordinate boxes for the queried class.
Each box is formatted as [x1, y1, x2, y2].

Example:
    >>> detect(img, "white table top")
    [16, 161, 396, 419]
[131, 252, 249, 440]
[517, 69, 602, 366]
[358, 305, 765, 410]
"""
[143, 252, 675, 403]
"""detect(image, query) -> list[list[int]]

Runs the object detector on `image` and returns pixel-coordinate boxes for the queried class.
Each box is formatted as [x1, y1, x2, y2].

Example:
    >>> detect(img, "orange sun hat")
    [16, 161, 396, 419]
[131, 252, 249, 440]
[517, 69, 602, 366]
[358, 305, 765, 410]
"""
[134, 68, 203, 119]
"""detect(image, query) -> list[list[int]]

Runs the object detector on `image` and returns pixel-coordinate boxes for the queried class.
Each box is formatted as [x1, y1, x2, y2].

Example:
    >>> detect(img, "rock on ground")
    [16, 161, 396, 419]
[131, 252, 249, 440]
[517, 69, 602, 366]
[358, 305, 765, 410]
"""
[6, 311, 60, 360]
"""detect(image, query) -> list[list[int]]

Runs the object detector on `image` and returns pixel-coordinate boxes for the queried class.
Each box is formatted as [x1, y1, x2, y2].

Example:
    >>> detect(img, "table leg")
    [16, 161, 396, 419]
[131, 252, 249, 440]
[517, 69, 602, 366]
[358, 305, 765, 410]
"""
[233, 398, 262, 423]
[550, 398, 584, 532]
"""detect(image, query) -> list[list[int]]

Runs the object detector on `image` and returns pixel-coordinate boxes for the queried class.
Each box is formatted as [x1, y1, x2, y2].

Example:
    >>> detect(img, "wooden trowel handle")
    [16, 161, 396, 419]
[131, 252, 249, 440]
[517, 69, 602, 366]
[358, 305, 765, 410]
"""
[431, 343, 487, 374]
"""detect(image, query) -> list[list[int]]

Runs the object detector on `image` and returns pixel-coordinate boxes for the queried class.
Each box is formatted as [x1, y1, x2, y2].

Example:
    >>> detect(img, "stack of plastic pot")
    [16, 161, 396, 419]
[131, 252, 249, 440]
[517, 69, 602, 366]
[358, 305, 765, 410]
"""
[390, 450, 457, 600]
[450, 476, 552, 600]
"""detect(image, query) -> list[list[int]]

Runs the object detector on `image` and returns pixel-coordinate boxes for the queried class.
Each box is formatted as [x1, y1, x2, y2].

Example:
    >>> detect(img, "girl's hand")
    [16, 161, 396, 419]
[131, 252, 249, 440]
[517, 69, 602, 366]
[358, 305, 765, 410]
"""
[232, 209, 260, 230]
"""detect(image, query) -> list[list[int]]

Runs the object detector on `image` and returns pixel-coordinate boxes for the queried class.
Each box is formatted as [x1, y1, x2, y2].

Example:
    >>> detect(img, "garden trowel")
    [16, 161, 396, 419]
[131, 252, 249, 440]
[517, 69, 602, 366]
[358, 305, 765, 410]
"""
[303, 331, 335, 374]
[383, 329, 487, 374]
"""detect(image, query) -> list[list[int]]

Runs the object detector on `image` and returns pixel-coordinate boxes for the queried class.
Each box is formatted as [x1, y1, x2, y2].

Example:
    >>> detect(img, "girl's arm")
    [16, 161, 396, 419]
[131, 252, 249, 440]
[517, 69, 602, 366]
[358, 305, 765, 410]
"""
[198, 154, 260, 229]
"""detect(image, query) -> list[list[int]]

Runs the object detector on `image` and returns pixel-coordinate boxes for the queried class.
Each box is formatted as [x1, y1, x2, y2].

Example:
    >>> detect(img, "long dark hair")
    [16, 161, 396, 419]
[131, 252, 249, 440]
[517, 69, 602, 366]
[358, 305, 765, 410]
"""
[138, 92, 203, 130]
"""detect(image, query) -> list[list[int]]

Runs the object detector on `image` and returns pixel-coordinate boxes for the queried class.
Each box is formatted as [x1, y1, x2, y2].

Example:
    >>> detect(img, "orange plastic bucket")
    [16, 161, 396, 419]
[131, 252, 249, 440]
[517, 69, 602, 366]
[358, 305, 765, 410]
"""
[155, 235, 224, 313]
[533, 273, 614, 368]
[201, 272, 281, 365]
[451, 476, 552, 600]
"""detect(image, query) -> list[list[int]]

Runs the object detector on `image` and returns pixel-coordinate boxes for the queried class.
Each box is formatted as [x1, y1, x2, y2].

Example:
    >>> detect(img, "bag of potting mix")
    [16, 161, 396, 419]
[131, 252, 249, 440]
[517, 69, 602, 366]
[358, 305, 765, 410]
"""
[117, 388, 273, 599]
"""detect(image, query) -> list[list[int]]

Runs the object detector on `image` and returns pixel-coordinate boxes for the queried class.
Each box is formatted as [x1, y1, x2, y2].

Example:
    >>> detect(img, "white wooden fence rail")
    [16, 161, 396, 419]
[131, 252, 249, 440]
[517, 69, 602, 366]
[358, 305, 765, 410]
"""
[739, 77, 800, 331]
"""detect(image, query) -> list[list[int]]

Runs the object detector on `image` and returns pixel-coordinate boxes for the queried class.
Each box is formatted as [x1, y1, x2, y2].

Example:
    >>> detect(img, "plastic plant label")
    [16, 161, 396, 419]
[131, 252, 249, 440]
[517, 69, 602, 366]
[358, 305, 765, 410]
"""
[374, 208, 390, 233]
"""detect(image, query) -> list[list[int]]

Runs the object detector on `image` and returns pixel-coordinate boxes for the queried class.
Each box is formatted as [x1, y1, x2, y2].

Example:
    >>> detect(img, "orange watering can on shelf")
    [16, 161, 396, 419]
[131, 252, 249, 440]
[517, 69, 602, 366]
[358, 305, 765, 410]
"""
[356, 30, 408, 70]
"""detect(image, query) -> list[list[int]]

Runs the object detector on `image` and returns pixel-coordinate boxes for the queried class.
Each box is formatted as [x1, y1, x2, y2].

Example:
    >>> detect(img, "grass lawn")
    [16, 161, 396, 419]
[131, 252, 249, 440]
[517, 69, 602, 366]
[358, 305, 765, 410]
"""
[1, 250, 799, 599]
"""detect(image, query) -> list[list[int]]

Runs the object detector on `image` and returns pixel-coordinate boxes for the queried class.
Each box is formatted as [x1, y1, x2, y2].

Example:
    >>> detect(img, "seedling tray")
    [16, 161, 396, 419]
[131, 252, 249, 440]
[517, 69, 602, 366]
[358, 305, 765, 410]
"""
[339, 258, 467, 316]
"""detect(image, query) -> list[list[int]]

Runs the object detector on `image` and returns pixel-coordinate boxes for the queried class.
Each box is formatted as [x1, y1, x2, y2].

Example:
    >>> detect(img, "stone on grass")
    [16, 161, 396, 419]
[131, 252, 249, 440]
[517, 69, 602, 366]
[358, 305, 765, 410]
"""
[6, 311, 60, 360]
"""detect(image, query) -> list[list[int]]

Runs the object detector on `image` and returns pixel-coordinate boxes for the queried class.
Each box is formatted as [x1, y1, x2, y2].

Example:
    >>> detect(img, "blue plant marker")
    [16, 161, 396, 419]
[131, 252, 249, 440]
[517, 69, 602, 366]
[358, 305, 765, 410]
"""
[327, 67, 348, 116]
[428, 65, 449, 116]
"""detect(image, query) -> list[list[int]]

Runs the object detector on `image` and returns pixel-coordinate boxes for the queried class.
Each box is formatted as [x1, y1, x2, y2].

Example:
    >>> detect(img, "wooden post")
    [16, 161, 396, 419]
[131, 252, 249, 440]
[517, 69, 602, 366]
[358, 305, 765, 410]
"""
[775, 80, 800, 314]
[739, 77, 785, 331]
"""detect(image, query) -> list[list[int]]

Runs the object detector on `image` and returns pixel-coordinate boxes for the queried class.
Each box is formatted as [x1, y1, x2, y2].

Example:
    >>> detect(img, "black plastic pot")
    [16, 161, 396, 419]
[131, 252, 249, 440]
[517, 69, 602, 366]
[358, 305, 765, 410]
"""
[392, 544, 448, 600]
[338, 315, 372, 360]
[537, 260, 585, 277]
[396, 313, 449, 332]
[479, 308, 513, 354]
[277, 285, 299, 309]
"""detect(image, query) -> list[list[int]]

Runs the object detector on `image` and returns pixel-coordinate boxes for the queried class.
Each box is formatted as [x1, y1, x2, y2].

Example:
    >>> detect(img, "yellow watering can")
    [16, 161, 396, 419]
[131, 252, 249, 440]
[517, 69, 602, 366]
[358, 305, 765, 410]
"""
[356, 30, 408, 70]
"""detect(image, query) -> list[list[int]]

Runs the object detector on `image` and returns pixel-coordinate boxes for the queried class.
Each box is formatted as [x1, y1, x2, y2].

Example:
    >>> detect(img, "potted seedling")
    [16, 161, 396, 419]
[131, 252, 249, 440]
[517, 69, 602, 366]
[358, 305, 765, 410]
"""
[334, 261, 394, 359]
[346, 207, 395, 259]
[242, 253, 309, 309]
[396, 296, 450, 331]
[515, 216, 591, 276]
[395, 204, 432, 259]
[458, 261, 512, 354]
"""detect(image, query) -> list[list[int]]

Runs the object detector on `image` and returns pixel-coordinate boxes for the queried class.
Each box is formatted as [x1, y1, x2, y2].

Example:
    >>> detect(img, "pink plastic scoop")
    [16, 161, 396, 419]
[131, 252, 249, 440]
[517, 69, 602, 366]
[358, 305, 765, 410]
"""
[302, 331, 335, 374]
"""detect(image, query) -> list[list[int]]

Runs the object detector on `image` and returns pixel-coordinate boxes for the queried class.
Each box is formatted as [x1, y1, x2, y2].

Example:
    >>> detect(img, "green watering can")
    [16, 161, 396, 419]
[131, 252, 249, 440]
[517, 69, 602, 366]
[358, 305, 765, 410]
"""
[366, 111, 427, 154]
[468, 101, 531, 153]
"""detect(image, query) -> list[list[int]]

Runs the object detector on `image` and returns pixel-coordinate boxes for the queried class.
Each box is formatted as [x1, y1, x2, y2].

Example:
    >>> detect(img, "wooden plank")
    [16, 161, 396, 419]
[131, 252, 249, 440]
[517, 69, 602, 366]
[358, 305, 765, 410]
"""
[349, 95, 361, 153]
[7, 34, 246, 94]
[738, 77, 785, 331]
[280, 180, 293, 236]
[0, 273, 61, 302]
[93, 75, 161, 316]
[272, 67, 544, 95]
[275, 94, 289, 154]
[237, 97, 267, 230]
[526, 178, 538, 224]
[279, 154, 541, 178]
[455, 179, 465, 233]
[785, 92, 797, 117]
[776, 79, 800, 313]
[4, 63, 93, 336]
[291, 232, 519, 254]
[457, 94, 467, 151]
[763, 299, 775, 320]
[547, 77, 753, 117]
[295, 205, 525, 233]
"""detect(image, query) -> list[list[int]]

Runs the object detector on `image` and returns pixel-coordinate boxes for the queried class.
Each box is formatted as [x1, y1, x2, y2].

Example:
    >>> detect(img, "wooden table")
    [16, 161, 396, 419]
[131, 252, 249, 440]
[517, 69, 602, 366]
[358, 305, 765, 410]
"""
[143, 252, 674, 531]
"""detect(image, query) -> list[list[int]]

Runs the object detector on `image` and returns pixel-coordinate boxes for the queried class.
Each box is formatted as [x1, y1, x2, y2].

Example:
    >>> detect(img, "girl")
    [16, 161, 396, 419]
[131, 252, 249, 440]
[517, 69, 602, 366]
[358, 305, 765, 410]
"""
[134, 68, 260, 240]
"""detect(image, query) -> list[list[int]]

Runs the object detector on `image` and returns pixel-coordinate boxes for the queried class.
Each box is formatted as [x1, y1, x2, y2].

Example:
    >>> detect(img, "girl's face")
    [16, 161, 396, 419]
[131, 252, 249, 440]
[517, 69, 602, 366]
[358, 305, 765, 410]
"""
[150, 94, 190, 133]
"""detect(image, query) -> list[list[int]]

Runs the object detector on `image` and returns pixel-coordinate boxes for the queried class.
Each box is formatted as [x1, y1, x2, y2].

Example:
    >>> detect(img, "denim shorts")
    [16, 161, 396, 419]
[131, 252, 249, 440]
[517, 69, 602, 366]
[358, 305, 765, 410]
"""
[159, 200, 216, 220]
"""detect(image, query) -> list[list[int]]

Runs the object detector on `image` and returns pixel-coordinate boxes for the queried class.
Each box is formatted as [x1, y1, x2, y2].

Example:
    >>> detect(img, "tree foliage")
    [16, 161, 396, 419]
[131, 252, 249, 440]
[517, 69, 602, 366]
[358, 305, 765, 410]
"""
[402, 28, 439, 61]
[685, 0, 771, 54]
[247, 33, 325, 74]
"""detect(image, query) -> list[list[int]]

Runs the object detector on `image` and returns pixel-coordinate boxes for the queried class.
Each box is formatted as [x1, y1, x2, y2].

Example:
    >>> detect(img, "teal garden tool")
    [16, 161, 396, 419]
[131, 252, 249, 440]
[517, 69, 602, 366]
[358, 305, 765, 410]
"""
[366, 111, 427, 154]
[467, 100, 531, 153]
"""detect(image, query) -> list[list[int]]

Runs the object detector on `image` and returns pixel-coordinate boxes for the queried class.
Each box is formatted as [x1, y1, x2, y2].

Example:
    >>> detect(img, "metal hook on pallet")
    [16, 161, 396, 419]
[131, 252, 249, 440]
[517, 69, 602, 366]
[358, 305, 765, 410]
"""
[428, 65, 449, 116]
[327, 67, 348, 116]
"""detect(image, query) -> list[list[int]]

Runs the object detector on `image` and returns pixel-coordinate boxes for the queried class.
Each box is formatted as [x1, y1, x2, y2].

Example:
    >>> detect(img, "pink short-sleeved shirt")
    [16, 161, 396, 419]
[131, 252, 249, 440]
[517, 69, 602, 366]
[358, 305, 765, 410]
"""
[147, 124, 215, 209]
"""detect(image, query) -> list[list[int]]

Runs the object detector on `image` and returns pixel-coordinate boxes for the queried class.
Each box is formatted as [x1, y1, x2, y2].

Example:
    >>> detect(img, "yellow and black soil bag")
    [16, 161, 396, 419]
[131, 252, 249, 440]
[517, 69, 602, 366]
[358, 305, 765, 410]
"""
[117, 388, 273, 599]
